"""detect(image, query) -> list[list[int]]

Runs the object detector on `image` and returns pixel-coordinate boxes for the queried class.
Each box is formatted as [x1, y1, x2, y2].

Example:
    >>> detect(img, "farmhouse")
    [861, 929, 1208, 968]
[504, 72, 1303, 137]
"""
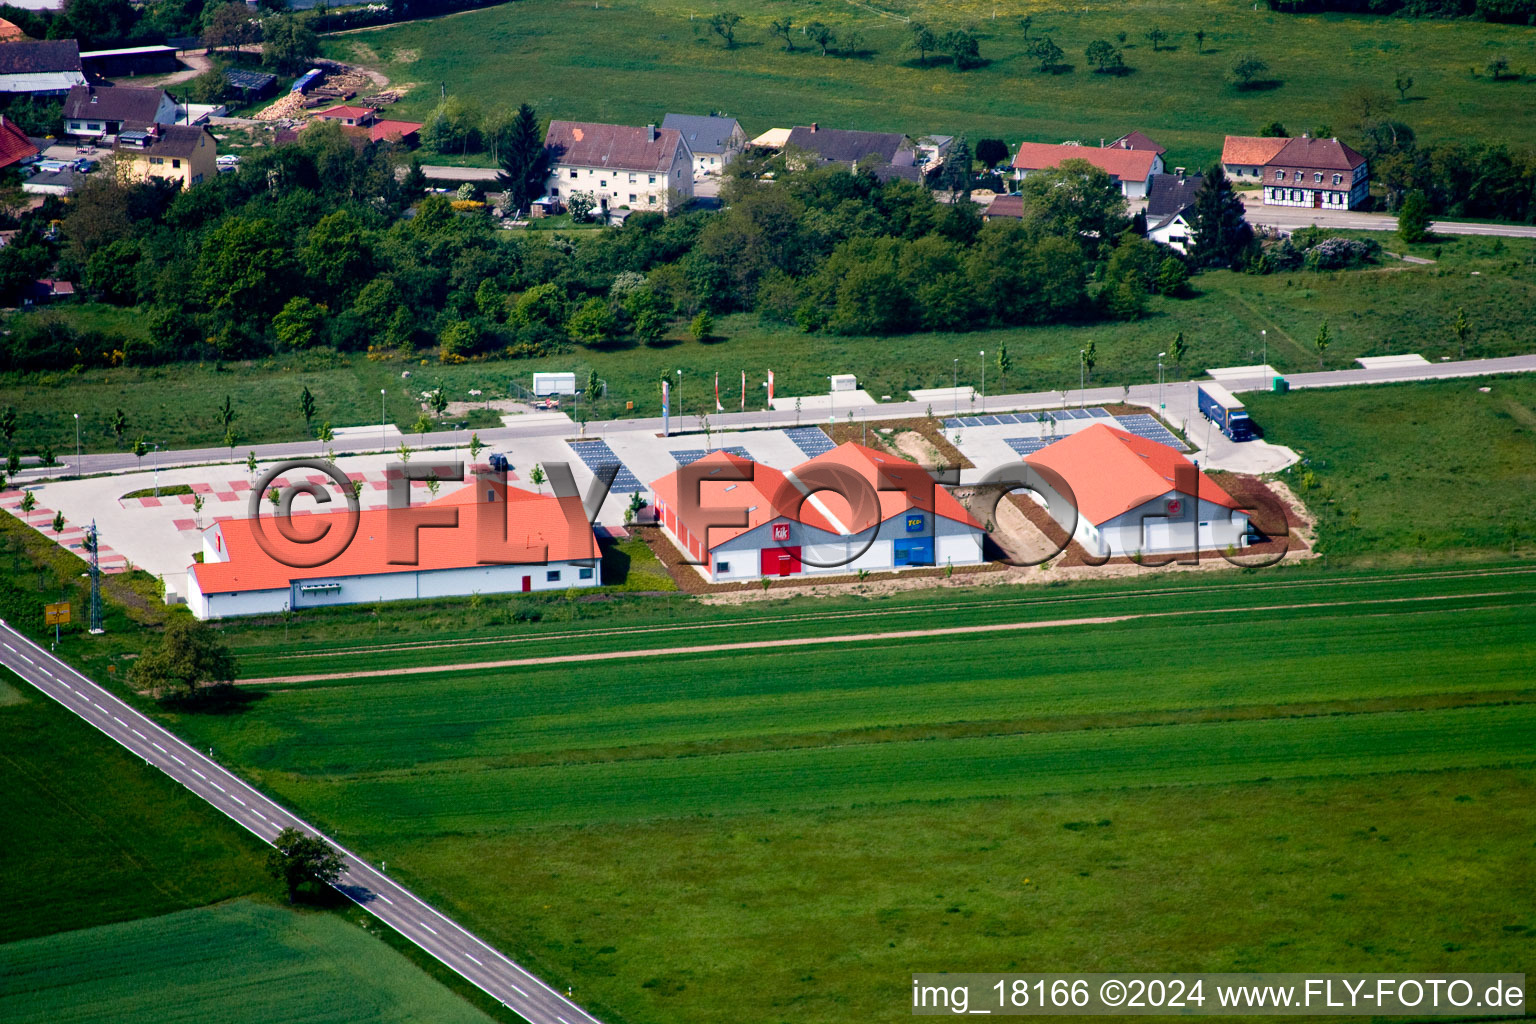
[311, 103, 422, 145]
[1144, 170, 1203, 254]
[1220, 135, 1290, 180]
[1109, 129, 1166, 156]
[661, 113, 746, 179]
[543, 120, 694, 215]
[650, 442, 984, 583]
[63, 85, 177, 139]
[1021, 424, 1251, 559]
[783, 123, 924, 182]
[186, 480, 600, 619]
[1261, 135, 1369, 210]
[1011, 140, 1164, 198]
[114, 124, 216, 189]
[0, 40, 85, 95]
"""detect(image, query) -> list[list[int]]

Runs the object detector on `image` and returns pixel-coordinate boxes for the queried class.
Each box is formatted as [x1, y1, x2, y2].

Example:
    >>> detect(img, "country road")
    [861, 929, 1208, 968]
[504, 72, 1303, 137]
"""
[1239, 194, 1536, 238]
[0, 620, 604, 1024]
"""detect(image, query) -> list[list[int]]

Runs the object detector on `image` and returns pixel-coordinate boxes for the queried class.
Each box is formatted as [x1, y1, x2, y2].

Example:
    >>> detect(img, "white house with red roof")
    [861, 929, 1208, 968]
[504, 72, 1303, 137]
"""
[1011, 139, 1164, 198]
[186, 480, 599, 619]
[1022, 424, 1251, 558]
[650, 442, 984, 583]
[1259, 135, 1369, 210]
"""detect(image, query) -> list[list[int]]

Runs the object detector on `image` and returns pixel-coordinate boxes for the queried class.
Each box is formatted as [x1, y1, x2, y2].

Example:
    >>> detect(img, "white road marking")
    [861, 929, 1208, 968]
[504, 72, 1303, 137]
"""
[556, 1011, 570, 1022]
[171, 755, 186, 765]
[231, 795, 246, 806]
[418, 920, 439, 936]
[112, 716, 126, 726]
[510, 983, 529, 999]
[152, 742, 167, 753]
[465, 953, 483, 966]
[3, 642, 14, 652]
[376, 894, 395, 906]
[92, 702, 106, 713]
[18, 654, 32, 665]
[191, 768, 206, 780]
[132, 729, 146, 739]
[210, 781, 227, 793]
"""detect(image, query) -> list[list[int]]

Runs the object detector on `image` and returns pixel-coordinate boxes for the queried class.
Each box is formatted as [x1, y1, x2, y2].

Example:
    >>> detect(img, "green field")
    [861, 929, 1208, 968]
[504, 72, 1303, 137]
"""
[335, 0, 1536, 166]
[1246, 374, 1536, 558]
[144, 565, 1536, 1024]
[6, 234, 1535, 456]
[0, 899, 495, 1024]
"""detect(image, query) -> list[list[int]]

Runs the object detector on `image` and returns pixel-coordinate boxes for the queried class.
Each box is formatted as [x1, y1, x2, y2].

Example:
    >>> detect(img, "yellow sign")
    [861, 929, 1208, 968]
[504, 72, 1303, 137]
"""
[44, 602, 70, 626]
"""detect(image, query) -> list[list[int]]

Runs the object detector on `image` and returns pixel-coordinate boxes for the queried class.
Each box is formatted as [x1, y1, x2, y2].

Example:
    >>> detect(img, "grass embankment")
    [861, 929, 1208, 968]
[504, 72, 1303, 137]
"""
[1246, 374, 1536, 560]
[151, 565, 1536, 1024]
[3, 235, 1533, 454]
[336, 0, 1536, 164]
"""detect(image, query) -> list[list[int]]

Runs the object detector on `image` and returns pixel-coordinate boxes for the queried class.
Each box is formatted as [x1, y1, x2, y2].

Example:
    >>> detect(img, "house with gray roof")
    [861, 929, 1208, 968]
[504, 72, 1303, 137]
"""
[0, 40, 85, 96]
[661, 113, 746, 181]
[1144, 170, 1204, 255]
[783, 123, 924, 184]
[64, 85, 177, 140]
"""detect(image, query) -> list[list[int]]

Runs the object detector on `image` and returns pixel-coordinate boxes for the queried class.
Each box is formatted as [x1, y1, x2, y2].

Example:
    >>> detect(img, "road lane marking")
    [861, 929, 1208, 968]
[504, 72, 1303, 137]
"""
[375, 894, 394, 906]
[209, 781, 227, 793]
[132, 729, 146, 739]
[18, 654, 32, 665]
[152, 742, 167, 753]
[2, 642, 14, 652]
[418, 920, 439, 936]
[558, 1015, 572, 1024]
[231, 795, 246, 806]
[171, 755, 186, 765]
[509, 983, 529, 998]
[191, 768, 206, 779]
[92, 703, 106, 713]
[465, 953, 483, 966]
[112, 716, 126, 726]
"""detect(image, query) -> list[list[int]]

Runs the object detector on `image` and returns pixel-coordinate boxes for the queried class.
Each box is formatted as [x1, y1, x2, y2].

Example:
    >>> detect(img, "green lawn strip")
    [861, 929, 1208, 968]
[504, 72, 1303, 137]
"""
[7, 235, 1536, 455]
[0, 899, 496, 1024]
[228, 565, 1536, 677]
[384, 768, 1536, 1024]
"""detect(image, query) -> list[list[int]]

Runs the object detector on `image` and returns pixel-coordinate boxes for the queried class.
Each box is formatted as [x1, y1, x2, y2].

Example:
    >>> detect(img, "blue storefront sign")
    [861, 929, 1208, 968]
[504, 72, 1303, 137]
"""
[905, 514, 925, 533]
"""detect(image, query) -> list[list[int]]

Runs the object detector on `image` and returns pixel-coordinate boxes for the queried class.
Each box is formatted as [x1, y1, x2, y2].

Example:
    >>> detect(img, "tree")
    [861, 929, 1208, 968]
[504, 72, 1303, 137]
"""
[225, 427, 241, 460]
[567, 298, 617, 345]
[529, 463, 546, 493]
[567, 191, 596, 223]
[1030, 35, 1064, 71]
[1145, 26, 1166, 51]
[1397, 189, 1431, 244]
[267, 486, 281, 510]
[428, 383, 449, 417]
[397, 442, 412, 465]
[51, 510, 64, 533]
[19, 490, 35, 515]
[1485, 57, 1510, 81]
[1194, 28, 1206, 54]
[908, 21, 937, 64]
[1171, 330, 1188, 368]
[585, 368, 602, 398]
[770, 17, 794, 51]
[975, 138, 1009, 173]
[132, 436, 148, 472]
[130, 613, 237, 699]
[1085, 39, 1123, 73]
[299, 386, 316, 427]
[193, 492, 205, 528]
[996, 344, 1012, 386]
[1452, 307, 1470, 357]
[202, 2, 254, 55]
[267, 827, 342, 903]
[1155, 257, 1189, 296]
[1259, 121, 1289, 138]
[111, 408, 127, 446]
[938, 135, 973, 198]
[1018, 158, 1129, 259]
[806, 22, 836, 57]
[1019, 14, 1032, 38]
[260, 13, 319, 74]
[219, 395, 235, 432]
[690, 310, 714, 341]
[1314, 320, 1331, 367]
[708, 12, 741, 48]
[1187, 165, 1250, 269]
[1230, 55, 1269, 90]
[316, 420, 333, 453]
[246, 450, 258, 477]
[1394, 72, 1414, 101]
[0, 406, 15, 448]
[274, 296, 326, 350]
[940, 29, 982, 70]
[1082, 340, 1097, 382]
[468, 433, 485, 463]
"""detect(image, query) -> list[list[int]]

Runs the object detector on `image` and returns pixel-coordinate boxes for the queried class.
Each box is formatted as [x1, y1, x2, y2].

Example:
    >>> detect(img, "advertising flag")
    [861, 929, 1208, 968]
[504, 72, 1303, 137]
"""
[662, 379, 670, 437]
[740, 370, 746, 410]
[768, 370, 775, 404]
[715, 371, 723, 412]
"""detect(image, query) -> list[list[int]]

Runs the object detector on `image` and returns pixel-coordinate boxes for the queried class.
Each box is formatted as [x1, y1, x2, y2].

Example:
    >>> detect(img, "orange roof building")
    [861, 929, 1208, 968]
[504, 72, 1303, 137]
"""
[0, 114, 38, 170]
[1011, 140, 1165, 198]
[1021, 423, 1251, 558]
[650, 441, 984, 583]
[0, 18, 27, 44]
[187, 478, 599, 619]
[1220, 135, 1291, 181]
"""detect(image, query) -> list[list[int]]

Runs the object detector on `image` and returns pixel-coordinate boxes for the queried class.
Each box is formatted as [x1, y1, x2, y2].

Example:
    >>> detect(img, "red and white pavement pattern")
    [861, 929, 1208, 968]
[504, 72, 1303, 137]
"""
[1, 490, 133, 573]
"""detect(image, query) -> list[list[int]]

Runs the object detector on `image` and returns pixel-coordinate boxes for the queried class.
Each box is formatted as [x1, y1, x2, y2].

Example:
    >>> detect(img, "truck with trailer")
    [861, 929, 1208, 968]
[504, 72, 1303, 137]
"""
[1196, 382, 1257, 441]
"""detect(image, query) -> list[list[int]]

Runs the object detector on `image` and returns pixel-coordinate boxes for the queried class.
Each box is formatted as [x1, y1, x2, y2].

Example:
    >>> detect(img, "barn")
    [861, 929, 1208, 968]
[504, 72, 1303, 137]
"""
[650, 442, 984, 583]
[1022, 423, 1251, 559]
[186, 480, 600, 619]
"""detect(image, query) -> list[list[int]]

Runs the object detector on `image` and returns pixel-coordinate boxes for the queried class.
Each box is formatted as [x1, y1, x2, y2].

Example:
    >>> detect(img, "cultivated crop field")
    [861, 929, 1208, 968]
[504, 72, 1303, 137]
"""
[334, 0, 1536, 165]
[152, 565, 1536, 1024]
[5, 235, 1534, 455]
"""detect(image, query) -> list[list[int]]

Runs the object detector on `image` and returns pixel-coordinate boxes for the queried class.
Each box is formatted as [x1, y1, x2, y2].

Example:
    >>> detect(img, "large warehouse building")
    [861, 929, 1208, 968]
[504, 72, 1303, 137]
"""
[650, 442, 985, 582]
[186, 481, 599, 619]
[1022, 424, 1251, 558]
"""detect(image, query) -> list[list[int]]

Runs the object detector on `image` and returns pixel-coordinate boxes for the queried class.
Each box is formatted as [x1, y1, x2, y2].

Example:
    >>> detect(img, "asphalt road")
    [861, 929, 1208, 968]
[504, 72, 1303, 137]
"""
[1239, 194, 1536, 238]
[17, 355, 1536, 482]
[0, 620, 604, 1024]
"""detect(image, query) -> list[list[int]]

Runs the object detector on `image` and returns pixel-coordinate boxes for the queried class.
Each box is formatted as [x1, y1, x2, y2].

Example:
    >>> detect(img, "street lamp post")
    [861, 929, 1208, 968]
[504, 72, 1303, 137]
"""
[952, 358, 959, 416]
[827, 376, 835, 424]
[1079, 350, 1086, 409]
[979, 350, 986, 413]
[73, 413, 81, 477]
[150, 443, 162, 497]
[1157, 352, 1167, 415]
[675, 370, 683, 431]
[1261, 329, 1268, 390]
[380, 389, 387, 446]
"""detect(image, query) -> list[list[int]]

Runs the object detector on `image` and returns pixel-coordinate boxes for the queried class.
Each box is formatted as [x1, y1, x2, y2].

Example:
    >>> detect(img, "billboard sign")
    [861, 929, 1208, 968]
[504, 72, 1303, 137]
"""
[906, 514, 926, 533]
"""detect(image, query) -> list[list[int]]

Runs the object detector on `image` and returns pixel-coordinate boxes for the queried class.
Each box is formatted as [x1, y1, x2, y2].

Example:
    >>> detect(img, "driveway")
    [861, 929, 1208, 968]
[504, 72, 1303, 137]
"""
[1240, 194, 1536, 238]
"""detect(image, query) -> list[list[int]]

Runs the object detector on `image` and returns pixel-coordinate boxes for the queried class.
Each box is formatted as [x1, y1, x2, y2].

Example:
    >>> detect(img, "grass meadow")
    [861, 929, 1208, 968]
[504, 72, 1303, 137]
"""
[5, 234, 1535, 456]
[333, 0, 1536, 167]
[0, 900, 495, 1024]
[147, 566, 1536, 1024]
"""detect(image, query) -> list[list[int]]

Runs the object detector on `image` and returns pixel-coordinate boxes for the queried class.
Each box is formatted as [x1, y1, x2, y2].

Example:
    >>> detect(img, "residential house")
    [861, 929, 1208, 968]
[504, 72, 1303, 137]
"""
[749, 127, 792, 150]
[114, 124, 216, 189]
[23, 278, 73, 304]
[543, 120, 694, 215]
[311, 103, 422, 145]
[63, 84, 177, 140]
[981, 194, 1023, 222]
[0, 114, 38, 170]
[0, 40, 85, 95]
[1144, 170, 1203, 254]
[22, 165, 73, 195]
[1109, 129, 1166, 156]
[661, 113, 747, 180]
[1011, 139, 1164, 199]
[1261, 135, 1369, 210]
[782, 123, 924, 182]
[1220, 135, 1289, 181]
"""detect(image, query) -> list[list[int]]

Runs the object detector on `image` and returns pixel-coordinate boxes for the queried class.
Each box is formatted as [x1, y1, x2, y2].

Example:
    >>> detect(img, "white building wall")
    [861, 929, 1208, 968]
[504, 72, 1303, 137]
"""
[1099, 494, 1250, 557]
[1148, 213, 1192, 254]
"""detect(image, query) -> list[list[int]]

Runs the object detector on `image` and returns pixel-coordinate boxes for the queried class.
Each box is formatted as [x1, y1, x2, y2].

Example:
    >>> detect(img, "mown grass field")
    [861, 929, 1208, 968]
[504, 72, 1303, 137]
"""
[334, 0, 1536, 167]
[0, 899, 495, 1024]
[5, 234, 1534, 455]
[147, 564, 1536, 1024]
[1246, 374, 1536, 559]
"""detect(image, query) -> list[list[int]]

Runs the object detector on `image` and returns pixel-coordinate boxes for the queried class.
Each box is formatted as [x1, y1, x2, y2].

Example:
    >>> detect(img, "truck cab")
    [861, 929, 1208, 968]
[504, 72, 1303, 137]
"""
[1228, 411, 1256, 441]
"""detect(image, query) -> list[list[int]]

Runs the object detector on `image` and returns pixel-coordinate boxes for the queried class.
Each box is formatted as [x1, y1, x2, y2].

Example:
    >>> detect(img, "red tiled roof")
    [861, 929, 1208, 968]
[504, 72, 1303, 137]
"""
[1221, 135, 1289, 167]
[1011, 142, 1158, 182]
[0, 18, 25, 43]
[1111, 130, 1166, 156]
[0, 115, 37, 169]
[650, 450, 801, 548]
[313, 104, 374, 121]
[795, 442, 980, 534]
[367, 119, 420, 143]
[1023, 423, 1240, 526]
[189, 481, 596, 594]
[1267, 135, 1366, 172]
[984, 194, 1023, 219]
[545, 120, 687, 173]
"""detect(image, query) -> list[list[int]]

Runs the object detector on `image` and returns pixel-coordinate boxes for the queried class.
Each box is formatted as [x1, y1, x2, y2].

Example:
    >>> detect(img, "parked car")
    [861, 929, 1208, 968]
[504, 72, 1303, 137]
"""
[216, 154, 240, 166]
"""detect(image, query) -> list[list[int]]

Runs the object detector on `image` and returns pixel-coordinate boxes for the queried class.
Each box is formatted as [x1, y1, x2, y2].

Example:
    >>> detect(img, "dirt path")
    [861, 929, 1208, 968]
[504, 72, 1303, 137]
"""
[241, 587, 1526, 685]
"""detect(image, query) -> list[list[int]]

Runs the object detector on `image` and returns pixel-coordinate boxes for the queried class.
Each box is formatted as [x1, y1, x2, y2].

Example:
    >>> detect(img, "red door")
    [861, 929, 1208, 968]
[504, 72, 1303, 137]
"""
[1313, 191, 1323, 208]
[760, 546, 802, 576]
[522, 575, 531, 592]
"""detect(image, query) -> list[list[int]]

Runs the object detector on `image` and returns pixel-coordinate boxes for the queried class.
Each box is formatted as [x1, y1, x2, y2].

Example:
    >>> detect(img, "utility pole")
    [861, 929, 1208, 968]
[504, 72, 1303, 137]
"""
[1157, 353, 1167, 415]
[73, 412, 81, 477]
[1079, 350, 1085, 409]
[86, 520, 102, 633]
[979, 350, 986, 413]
